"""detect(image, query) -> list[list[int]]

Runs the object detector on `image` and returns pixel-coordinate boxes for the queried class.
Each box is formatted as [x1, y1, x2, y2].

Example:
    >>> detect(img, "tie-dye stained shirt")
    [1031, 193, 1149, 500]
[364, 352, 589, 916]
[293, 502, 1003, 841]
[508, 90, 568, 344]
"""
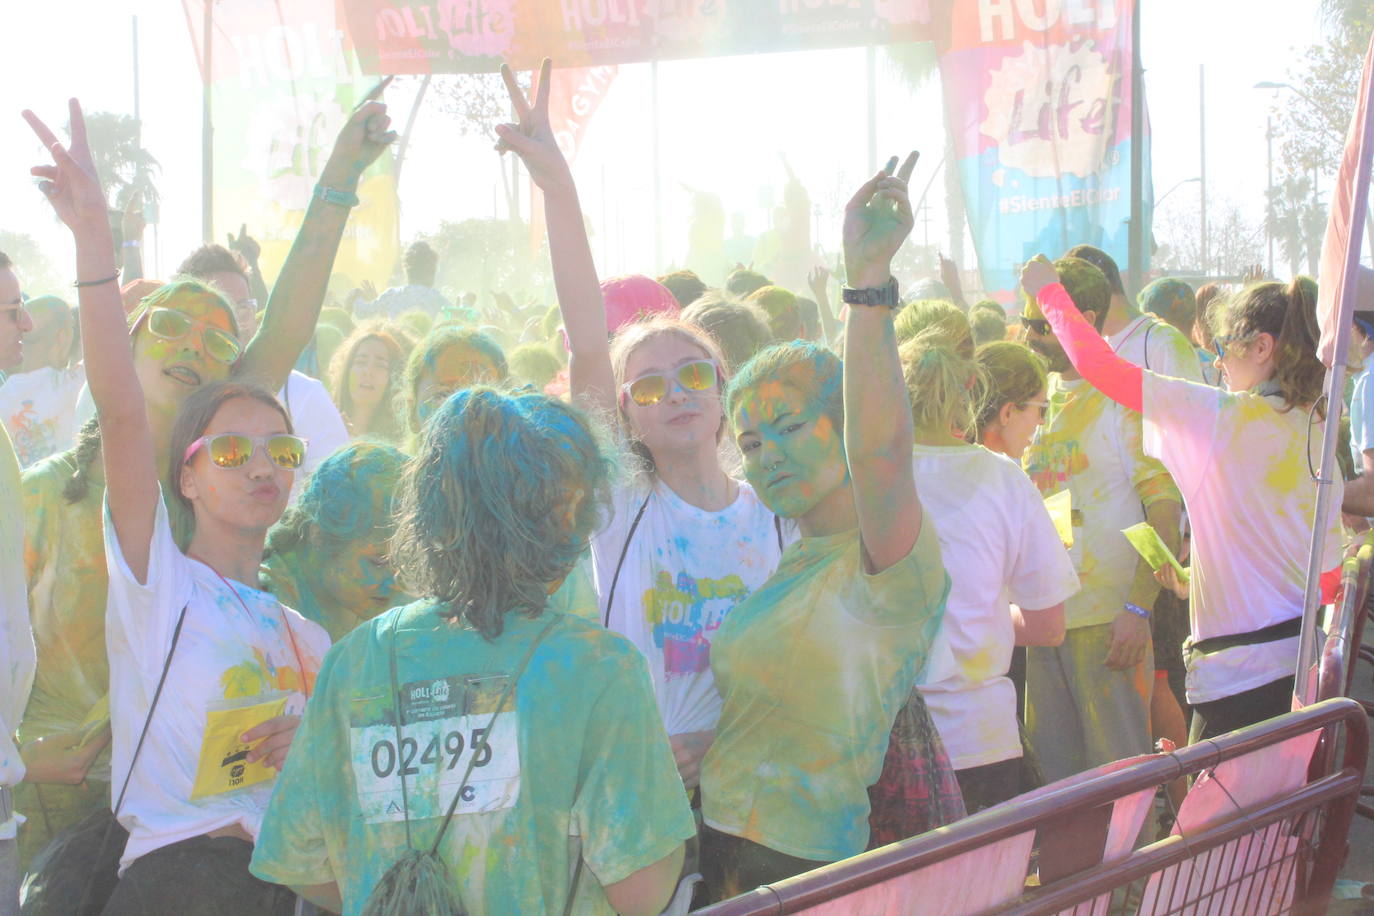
[701, 520, 949, 861]
[592, 479, 783, 735]
[104, 492, 329, 874]
[1141, 375, 1343, 703]
[250, 605, 695, 916]
[0, 422, 35, 839]
[1023, 377, 1179, 629]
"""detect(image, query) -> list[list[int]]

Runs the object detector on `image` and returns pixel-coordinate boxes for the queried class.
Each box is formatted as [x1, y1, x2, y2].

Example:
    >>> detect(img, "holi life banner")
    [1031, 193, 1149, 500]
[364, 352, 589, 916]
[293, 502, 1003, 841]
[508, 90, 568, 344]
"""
[936, 0, 1148, 300]
[336, 0, 1146, 298]
[341, 0, 939, 73]
[182, 0, 400, 293]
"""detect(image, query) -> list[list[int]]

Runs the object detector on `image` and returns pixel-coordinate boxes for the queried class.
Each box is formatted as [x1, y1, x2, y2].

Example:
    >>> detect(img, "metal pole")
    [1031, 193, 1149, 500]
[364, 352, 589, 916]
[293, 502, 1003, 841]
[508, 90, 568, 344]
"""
[866, 46, 877, 174]
[1127, 0, 1143, 295]
[1199, 64, 1207, 278]
[132, 16, 140, 125]
[201, 0, 213, 243]
[651, 60, 661, 273]
[1266, 116, 1275, 276]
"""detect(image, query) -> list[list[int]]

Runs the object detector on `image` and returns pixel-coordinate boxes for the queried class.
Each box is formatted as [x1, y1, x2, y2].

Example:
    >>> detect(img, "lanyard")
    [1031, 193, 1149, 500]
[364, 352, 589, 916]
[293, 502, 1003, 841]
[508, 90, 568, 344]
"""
[192, 555, 312, 699]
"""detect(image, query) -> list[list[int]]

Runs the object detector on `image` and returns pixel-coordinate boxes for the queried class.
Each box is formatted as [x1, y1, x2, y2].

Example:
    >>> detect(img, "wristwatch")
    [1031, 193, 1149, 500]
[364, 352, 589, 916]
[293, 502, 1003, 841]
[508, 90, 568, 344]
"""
[314, 184, 360, 208]
[841, 276, 900, 308]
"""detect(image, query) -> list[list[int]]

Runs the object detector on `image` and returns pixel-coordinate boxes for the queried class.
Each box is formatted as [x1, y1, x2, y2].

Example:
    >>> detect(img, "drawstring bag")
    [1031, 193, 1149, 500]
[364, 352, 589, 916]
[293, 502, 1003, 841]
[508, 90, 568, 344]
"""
[361, 613, 575, 916]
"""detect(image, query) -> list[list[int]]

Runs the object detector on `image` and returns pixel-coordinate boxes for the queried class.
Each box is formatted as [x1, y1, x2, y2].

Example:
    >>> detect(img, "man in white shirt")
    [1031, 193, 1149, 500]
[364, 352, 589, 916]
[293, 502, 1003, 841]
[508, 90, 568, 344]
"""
[0, 252, 37, 914]
[0, 295, 85, 467]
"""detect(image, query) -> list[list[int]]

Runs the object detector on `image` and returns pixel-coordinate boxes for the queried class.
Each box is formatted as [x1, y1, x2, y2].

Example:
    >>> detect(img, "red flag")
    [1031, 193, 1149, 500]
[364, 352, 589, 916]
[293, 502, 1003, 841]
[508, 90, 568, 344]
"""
[528, 65, 618, 254]
[1317, 33, 1374, 367]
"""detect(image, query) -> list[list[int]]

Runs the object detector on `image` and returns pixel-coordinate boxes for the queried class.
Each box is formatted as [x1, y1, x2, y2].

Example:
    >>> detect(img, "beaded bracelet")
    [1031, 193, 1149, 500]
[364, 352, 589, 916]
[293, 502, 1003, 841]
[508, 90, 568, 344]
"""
[1124, 602, 1152, 620]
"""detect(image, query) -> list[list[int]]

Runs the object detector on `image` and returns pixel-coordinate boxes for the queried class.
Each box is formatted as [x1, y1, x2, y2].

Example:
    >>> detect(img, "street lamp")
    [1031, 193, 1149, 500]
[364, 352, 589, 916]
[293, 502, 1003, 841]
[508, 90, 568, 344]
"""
[1156, 176, 1201, 209]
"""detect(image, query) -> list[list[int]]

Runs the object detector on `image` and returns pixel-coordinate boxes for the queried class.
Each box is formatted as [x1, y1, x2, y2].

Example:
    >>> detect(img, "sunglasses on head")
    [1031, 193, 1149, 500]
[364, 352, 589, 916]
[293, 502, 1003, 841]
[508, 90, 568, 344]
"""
[183, 433, 307, 470]
[146, 307, 242, 366]
[1019, 315, 1051, 336]
[621, 360, 719, 407]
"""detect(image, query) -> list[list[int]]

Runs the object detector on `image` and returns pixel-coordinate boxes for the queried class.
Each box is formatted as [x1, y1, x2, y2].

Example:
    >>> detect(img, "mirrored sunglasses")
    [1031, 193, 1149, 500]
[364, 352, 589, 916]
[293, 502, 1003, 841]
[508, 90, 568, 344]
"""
[622, 360, 719, 407]
[147, 307, 242, 366]
[183, 433, 307, 470]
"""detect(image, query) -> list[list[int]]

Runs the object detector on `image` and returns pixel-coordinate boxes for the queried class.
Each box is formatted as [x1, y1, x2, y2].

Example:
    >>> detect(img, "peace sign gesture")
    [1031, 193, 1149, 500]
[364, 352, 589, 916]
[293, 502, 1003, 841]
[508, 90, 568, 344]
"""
[843, 151, 918, 290]
[494, 59, 573, 194]
[23, 99, 108, 236]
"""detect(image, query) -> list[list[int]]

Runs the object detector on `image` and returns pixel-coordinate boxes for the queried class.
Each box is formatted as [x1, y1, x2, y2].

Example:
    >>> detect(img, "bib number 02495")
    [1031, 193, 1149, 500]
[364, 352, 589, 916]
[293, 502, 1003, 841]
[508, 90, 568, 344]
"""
[351, 712, 521, 823]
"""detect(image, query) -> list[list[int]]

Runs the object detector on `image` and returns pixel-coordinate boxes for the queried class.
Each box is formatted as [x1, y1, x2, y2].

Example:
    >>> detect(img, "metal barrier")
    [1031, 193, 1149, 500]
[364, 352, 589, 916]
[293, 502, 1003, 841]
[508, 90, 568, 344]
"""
[694, 698, 1367, 916]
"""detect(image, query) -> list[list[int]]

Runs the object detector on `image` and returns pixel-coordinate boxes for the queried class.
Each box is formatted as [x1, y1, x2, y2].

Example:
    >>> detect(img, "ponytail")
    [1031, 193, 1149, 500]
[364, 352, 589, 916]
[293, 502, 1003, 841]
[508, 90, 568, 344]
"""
[62, 417, 103, 505]
[900, 328, 985, 440]
[1216, 278, 1324, 412]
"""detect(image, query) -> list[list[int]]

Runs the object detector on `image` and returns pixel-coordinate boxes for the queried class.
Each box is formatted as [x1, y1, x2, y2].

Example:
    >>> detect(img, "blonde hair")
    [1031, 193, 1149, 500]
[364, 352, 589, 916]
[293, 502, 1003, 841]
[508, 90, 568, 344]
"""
[900, 329, 984, 439]
[607, 316, 731, 473]
[974, 341, 1048, 437]
[894, 299, 973, 354]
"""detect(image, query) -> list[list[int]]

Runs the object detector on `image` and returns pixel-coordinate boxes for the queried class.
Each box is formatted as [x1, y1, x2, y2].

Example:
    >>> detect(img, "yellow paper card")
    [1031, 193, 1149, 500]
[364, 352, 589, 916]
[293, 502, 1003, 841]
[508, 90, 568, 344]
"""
[1121, 522, 1191, 584]
[190, 695, 289, 800]
[1045, 489, 1073, 548]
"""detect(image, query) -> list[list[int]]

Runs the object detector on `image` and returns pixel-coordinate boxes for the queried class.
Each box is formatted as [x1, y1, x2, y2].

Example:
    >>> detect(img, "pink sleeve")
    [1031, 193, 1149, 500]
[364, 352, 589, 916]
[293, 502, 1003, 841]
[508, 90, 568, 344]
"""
[1036, 282, 1144, 413]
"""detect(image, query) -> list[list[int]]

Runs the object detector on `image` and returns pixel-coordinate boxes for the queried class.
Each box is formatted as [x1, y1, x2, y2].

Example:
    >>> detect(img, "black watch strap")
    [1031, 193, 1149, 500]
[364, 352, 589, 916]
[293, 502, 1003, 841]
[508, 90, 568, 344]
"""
[841, 276, 900, 308]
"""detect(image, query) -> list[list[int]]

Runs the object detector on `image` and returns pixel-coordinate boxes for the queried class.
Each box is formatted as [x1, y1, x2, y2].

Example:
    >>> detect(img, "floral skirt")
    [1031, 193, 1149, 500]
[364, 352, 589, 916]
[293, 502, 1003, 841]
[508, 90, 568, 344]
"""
[866, 686, 967, 849]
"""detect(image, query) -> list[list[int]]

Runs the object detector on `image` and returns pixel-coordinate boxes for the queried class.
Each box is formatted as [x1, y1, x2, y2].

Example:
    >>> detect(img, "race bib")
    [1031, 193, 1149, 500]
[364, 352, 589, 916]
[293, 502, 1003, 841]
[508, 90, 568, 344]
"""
[350, 674, 521, 824]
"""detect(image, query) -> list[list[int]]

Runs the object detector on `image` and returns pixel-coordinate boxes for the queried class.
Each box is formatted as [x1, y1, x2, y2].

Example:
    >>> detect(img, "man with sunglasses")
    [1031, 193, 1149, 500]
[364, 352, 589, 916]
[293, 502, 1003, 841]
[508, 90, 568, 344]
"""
[0, 250, 36, 914]
[1020, 256, 1183, 784]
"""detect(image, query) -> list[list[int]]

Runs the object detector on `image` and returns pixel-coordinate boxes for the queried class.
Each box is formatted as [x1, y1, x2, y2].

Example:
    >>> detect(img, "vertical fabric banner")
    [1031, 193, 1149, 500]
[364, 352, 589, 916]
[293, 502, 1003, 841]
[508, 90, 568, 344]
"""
[183, 0, 400, 291]
[937, 0, 1147, 299]
[528, 65, 619, 254]
[1316, 32, 1374, 366]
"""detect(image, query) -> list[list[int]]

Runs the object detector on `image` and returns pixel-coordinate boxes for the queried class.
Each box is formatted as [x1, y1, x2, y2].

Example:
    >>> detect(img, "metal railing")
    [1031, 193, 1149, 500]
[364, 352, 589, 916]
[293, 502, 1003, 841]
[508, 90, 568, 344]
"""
[694, 698, 1367, 916]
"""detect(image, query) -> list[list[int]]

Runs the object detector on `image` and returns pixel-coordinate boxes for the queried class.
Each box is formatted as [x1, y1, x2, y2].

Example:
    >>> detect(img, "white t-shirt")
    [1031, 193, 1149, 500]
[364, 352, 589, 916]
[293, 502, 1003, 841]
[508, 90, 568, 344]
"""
[1108, 314, 1204, 383]
[1349, 363, 1374, 468]
[104, 492, 330, 873]
[0, 423, 35, 838]
[277, 371, 349, 500]
[0, 364, 86, 468]
[1142, 375, 1343, 703]
[591, 478, 784, 736]
[912, 445, 1080, 770]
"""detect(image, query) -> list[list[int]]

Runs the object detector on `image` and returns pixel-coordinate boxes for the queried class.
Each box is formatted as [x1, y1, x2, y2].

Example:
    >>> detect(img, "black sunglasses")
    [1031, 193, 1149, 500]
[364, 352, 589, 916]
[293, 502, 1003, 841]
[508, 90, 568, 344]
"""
[1019, 315, 1051, 336]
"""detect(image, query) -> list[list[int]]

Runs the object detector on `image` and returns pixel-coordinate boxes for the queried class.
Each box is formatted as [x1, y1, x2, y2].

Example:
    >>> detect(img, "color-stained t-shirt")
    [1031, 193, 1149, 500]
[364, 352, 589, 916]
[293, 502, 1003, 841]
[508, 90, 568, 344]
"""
[1023, 376, 1179, 629]
[250, 605, 695, 916]
[592, 479, 783, 736]
[0, 422, 35, 839]
[0, 364, 85, 468]
[1108, 314, 1204, 383]
[701, 520, 949, 862]
[105, 492, 329, 873]
[912, 445, 1079, 771]
[1142, 375, 1343, 703]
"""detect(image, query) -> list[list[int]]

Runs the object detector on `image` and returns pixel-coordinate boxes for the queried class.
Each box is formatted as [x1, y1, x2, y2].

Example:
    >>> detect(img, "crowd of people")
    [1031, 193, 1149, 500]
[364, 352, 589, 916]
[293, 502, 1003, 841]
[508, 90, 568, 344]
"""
[0, 63, 1358, 916]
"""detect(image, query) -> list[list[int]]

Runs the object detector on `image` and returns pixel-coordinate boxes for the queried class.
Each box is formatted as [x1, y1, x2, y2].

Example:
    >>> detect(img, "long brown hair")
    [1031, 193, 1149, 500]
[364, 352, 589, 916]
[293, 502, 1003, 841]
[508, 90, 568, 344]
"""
[168, 381, 293, 516]
[1211, 277, 1323, 411]
[327, 320, 409, 442]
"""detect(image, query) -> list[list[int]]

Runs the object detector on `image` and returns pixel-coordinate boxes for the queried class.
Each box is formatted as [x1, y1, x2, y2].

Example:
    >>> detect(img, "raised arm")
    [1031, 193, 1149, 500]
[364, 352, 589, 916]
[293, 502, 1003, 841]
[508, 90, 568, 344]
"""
[842, 152, 923, 574]
[119, 191, 146, 282]
[228, 224, 270, 305]
[495, 59, 617, 418]
[24, 100, 158, 581]
[237, 100, 396, 391]
[1019, 256, 1143, 412]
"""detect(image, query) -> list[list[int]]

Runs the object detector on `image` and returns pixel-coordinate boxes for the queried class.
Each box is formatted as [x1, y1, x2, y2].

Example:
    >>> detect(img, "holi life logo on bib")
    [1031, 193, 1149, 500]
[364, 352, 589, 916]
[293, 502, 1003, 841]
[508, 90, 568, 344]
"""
[981, 36, 1117, 180]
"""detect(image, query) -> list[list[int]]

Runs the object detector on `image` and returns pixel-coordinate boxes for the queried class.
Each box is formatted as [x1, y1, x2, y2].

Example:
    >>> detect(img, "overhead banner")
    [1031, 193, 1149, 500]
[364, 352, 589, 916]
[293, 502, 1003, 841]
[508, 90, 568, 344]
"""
[340, 0, 938, 73]
[936, 0, 1147, 298]
[182, 0, 400, 291]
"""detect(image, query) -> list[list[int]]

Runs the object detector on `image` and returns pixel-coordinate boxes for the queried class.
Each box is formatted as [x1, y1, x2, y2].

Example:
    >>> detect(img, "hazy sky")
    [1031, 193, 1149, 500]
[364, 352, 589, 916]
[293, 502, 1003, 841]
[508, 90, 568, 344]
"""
[2, 1, 1329, 287]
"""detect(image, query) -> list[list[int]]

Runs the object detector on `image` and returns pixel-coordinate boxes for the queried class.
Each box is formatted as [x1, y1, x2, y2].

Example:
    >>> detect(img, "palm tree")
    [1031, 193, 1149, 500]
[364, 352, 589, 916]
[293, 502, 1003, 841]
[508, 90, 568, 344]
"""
[76, 111, 161, 211]
[1318, 0, 1374, 42]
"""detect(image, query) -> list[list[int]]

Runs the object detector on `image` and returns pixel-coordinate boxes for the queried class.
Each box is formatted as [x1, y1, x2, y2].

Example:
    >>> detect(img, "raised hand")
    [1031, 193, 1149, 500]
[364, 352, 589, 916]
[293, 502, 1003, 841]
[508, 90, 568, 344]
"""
[807, 264, 831, 299]
[122, 191, 147, 241]
[23, 99, 108, 236]
[494, 59, 573, 194]
[1018, 254, 1059, 301]
[843, 151, 918, 289]
[227, 223, 261, 263]
[320, 99, 397, 192]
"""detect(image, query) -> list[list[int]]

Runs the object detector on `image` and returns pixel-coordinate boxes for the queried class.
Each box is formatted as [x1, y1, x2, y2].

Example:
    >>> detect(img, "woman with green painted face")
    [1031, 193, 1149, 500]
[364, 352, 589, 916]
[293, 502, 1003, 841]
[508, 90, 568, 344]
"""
[260, 442, 408, 643]
[698, 155, 955, 900]
[15, 96, 395, 886]
[399, 326, 508, 445]
[250, 386, 696, 916]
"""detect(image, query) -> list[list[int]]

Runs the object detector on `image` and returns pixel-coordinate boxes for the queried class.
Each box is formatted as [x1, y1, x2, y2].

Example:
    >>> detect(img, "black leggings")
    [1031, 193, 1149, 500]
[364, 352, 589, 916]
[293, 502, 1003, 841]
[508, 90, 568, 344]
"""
[1187, 676, 1295, 744]
[100, 835, 296, 916]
